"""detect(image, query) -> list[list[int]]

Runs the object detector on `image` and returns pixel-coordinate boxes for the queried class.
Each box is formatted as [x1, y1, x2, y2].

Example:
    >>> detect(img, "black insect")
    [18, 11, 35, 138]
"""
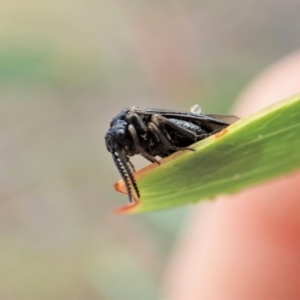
[105, 106, 238, 203]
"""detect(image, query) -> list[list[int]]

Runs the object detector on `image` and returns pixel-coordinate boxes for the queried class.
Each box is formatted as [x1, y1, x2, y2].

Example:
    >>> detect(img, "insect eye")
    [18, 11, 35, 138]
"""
[116, 128, 125, 139]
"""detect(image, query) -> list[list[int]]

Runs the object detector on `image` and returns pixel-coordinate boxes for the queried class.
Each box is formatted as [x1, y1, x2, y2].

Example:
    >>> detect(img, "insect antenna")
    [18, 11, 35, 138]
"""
[113, 151, 140, 203]
[118, 150, 140, 199]
[113, 153, 133, 202]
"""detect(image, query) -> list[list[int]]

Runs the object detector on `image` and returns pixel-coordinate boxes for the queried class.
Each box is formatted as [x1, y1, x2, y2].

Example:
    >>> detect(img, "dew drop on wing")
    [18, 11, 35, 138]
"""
[190, 104, 202, 114]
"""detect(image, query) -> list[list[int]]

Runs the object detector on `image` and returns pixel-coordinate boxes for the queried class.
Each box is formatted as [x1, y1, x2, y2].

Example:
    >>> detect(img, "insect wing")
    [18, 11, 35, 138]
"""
[131, 107, 235, 133]
[132, 107, 229, 125]
[206, 114, 239, 125]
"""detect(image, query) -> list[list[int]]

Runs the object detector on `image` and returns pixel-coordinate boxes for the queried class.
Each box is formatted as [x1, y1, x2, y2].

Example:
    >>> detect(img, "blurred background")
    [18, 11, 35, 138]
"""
[1, 0, 300, 299]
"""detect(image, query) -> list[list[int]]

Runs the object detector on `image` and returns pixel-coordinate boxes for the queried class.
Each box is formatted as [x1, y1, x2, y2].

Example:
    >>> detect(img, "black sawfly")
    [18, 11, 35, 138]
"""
[105, 106, 238, 203]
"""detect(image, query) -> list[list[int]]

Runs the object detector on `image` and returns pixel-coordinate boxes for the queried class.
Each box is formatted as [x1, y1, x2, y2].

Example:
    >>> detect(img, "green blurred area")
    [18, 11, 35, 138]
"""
[1, 0, 300, 299]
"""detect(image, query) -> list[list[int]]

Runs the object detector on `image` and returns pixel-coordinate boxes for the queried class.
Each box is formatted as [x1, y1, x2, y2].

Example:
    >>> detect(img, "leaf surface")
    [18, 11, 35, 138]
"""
[115, 94, 300, 213]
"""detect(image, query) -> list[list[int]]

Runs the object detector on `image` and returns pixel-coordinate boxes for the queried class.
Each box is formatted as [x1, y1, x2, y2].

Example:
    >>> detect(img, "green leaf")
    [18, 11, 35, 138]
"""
[115, 94, 300, 214]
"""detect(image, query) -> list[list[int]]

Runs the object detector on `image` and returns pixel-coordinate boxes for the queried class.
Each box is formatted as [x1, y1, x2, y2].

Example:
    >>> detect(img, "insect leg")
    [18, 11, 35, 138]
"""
[148, 122, 194, 152]
[126, 157, 136, 172]
[128, 113, 148, 133]
[128, 124, 160, 164]
[151, 114, 210, 141]
[151, 114, 197, 140]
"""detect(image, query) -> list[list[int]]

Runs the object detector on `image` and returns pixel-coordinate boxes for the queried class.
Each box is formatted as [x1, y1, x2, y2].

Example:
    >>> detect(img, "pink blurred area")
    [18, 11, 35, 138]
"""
[164, 50, 300, 299]
[1, 1, 300, 298]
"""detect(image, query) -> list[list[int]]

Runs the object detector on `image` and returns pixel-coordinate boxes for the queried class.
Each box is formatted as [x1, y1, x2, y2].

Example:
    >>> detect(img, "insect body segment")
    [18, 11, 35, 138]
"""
[105, 107, 238, 203]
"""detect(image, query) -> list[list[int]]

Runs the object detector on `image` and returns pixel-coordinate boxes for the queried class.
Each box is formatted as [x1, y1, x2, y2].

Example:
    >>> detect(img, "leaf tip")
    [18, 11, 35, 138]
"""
[114, 179, 141, 214]
[114, 179, 127, 194]
[114, 199, 141, 214]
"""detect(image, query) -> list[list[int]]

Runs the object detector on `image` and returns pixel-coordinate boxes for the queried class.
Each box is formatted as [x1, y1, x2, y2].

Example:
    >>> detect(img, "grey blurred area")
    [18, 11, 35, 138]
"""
[1, 0, 300, 298]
